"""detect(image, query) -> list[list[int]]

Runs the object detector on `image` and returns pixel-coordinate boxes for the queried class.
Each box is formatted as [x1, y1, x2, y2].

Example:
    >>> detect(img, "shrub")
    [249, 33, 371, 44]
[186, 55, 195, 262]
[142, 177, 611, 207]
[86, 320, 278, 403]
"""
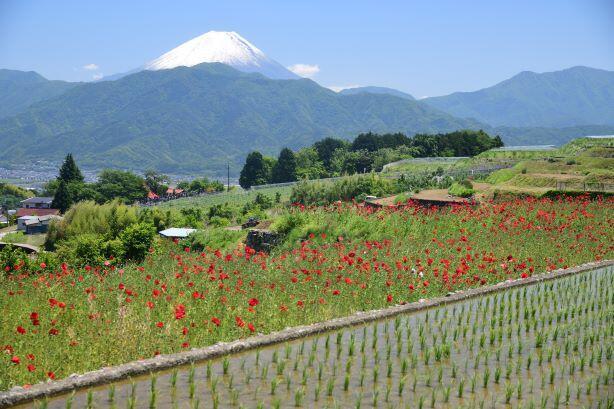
[0, 245, 31, 273]
[290, 174, 397, 206]
[448, 181, 474, 198]
[181, 228, 244, 251]
[209, 216, 231, 227]
[118, 222, 156, 262]
[1, 232, 26, 244]
[55, 234, 106, 267]
[208, 203, 237, 221]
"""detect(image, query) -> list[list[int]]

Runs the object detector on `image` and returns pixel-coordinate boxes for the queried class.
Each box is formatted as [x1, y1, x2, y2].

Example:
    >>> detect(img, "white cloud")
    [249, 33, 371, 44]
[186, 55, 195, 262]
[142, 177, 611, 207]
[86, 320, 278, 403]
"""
[287, 63, 320, 78]
[418, 96, 429, 100]
[327, 85, 362, 93]
[92, 73, 104, 80]
[83, 63, 99, 71]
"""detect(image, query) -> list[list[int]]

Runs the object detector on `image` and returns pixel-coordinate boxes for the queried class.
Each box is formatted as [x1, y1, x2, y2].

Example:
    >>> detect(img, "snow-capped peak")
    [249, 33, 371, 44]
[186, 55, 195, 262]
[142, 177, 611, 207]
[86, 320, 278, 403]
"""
[144, 31, 298, 80]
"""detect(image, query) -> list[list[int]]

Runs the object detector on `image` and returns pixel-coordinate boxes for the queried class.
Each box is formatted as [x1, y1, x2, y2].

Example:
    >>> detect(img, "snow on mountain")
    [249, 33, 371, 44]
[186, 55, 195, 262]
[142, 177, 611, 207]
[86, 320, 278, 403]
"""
[144, 31, 298, 80]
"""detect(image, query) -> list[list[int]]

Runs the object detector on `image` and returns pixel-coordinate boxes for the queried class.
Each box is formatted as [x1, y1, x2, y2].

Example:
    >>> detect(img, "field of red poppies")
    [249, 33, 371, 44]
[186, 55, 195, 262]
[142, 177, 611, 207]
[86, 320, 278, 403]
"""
[1, 196, 612, 390]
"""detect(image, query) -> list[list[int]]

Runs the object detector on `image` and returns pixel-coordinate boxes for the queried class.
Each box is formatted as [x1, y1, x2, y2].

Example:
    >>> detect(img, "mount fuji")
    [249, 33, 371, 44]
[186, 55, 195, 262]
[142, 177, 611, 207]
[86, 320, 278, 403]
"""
[142, 31, 298, 80]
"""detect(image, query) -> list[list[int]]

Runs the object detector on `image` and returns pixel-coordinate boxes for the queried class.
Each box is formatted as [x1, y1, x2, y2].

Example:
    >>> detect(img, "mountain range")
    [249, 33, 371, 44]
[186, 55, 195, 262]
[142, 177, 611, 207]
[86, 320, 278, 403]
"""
[0, 63, 481, 173]
[424, 66, 614, 128]
[339, 86, 415, 100]
[0, 31, 613, 175]
[0, 69, 77, 120]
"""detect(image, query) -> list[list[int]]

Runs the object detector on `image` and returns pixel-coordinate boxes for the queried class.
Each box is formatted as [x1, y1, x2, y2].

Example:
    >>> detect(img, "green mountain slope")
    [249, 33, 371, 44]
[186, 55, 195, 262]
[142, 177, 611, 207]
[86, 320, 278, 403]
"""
[424, 66, 614, 127]
[0, 69, 78, 119]
[494, 125, 614, 146]
[0, 63, 481, 174]
[339, 86, 414, 100]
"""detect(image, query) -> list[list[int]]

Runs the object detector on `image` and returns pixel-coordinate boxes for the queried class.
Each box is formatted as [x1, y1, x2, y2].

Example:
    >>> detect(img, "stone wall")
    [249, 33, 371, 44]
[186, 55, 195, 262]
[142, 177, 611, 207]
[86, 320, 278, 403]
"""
[245, 229, 281, 252]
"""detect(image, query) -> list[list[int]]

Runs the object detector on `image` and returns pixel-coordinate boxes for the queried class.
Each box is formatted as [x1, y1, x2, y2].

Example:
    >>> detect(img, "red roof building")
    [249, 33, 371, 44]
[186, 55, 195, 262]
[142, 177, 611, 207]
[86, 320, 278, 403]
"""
[147, 191, 160, 200]
[16, 208, 60, 217]
[166, 188, 184, 196]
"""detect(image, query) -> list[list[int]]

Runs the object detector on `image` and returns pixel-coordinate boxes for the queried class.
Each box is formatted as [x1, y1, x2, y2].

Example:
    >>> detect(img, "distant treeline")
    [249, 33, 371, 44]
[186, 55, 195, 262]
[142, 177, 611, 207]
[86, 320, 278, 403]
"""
[45, 154, 224, 213]
[239, 130, 503, 188]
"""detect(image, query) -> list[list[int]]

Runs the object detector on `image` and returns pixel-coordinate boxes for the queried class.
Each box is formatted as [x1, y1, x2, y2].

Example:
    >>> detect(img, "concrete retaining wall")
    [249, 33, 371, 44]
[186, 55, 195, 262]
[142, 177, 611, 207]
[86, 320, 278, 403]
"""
[1, 259, 612, 408]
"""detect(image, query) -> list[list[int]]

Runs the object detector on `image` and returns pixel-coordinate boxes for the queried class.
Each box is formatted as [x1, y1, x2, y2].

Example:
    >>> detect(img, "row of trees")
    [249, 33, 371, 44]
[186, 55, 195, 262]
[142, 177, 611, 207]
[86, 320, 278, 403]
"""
[238, 130, 504, 188]
[48, 155, 151, 212]
[48, 155, 225, 212]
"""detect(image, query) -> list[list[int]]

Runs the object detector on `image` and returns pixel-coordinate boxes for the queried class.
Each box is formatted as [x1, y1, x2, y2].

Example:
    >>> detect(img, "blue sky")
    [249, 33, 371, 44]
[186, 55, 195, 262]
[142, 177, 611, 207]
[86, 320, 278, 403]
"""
[1, 0, 612, 97]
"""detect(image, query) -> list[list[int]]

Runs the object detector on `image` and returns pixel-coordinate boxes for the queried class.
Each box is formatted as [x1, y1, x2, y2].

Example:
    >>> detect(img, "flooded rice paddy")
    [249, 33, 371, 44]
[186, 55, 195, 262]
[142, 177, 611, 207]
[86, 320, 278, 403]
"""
[21, 266, 613, 408]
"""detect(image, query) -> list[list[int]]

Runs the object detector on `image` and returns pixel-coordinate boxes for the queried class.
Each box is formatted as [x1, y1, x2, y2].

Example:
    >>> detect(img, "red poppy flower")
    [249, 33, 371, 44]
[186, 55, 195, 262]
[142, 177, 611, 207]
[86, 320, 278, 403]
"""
[174, 304, 186, 320]
[11, 356, 20, 364]
[27, 364, 36, 372]
[211, 317, 221, 326]
[16, 326, 26, 335]
[156, 322, 164, 328]
[248, 323, 256, 332]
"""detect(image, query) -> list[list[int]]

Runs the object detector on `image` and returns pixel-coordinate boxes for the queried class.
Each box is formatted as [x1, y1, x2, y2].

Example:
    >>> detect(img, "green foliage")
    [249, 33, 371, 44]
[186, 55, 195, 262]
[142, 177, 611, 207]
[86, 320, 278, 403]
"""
[271, 148, 297, 183]
[181, 228, 245, 251]
[144, 170, 170, 196]
[58, 153, 84, 183]
[51, 180, 72, 213]
[55, 234, 107, 266]
[1, 246, 57, 274]
[448, 181, 475, 197]
[0, 245, 30, 273]
[240, 152, 270, 189]
[0, 182, 33, 209]
[179, 177, 225, 193]
[118, 222, 156, 262]
[329, 149, 373, 175]
[295, 147, 326, 180]
[95, 169, 148, 204]
[1, 231, 26, 244]
[247, 130, 502, 187]
[314, 138, 351, 169]
[45, 200, 154, 265]
[208, 203, 236, 221]
[290, 174, 397, 206]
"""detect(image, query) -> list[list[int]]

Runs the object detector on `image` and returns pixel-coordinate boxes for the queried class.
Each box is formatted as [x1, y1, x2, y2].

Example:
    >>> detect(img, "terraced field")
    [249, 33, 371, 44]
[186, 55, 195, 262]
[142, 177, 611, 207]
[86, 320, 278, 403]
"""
[13, 265, 612, 409]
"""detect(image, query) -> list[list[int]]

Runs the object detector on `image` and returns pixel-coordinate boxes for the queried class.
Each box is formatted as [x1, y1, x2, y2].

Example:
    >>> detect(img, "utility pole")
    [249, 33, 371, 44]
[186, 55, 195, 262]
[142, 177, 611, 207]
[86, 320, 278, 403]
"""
[227, 162, 230, 193]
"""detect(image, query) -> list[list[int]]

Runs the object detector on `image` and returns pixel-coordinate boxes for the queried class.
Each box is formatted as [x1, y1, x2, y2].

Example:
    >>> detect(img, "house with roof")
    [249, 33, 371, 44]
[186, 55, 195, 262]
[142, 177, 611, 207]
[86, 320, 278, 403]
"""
[20, 197, 53, 209]
[165, 187, 185, 197]
[17, 197, 60, 218]
[17, 214, 62, 234]
[158, 228, 197, 239]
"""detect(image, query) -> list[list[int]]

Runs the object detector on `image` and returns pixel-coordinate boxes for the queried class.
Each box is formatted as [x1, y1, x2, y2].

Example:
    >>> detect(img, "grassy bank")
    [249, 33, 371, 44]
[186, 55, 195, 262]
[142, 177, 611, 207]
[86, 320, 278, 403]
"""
[1, 196, 612, 389]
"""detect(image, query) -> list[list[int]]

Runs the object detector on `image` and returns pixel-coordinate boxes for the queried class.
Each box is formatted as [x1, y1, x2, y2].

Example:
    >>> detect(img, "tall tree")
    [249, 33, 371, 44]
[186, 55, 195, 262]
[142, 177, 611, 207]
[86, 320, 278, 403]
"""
[96, 169, 148, 203]
[313, 137, 349, 170]
[144, 170, 170, 195]
[51, 180, 72, 213]
[58, 153, 84, 183]
[239, 151, 269, 189]
[271, 148, 298, 183]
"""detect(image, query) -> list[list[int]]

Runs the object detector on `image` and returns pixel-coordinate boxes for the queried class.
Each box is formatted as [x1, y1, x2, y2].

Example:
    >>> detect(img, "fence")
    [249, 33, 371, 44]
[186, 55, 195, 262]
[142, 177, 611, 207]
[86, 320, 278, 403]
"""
[381, 157, 469, 172]
[555, 182, 614, 192]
